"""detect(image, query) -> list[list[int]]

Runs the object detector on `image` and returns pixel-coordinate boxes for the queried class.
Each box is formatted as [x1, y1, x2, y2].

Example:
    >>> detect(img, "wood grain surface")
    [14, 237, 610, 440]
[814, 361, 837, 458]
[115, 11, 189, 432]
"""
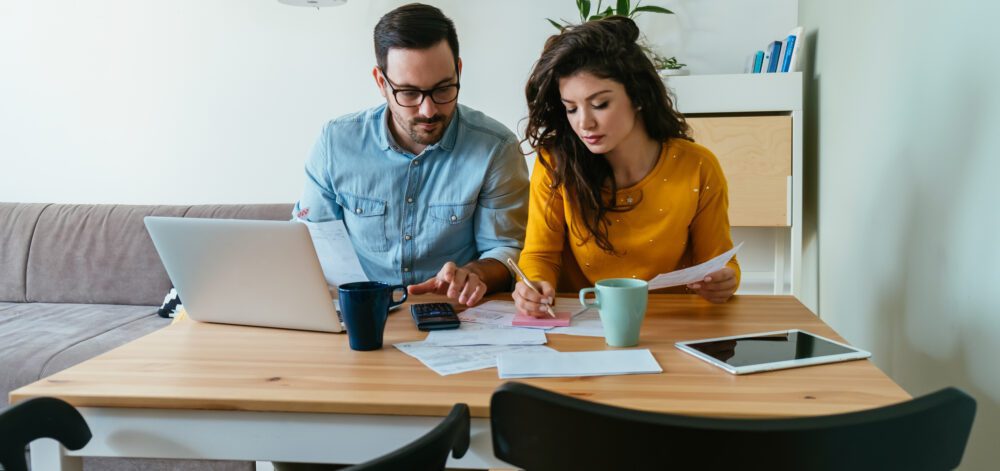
[688, 116, 792, 226]
[11, 294, 910, 419]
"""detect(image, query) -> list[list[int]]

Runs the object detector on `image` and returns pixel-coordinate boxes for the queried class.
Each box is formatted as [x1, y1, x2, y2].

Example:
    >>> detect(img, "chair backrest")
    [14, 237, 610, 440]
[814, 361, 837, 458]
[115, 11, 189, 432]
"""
[343, 403, 470, 471]
[0, 397, 92, 471]
[490, 382, 976, 471]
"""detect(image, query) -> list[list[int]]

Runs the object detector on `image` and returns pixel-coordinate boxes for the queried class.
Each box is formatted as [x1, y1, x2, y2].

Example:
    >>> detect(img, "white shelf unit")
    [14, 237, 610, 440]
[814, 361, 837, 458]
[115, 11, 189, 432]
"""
[664, 73, 804, 301]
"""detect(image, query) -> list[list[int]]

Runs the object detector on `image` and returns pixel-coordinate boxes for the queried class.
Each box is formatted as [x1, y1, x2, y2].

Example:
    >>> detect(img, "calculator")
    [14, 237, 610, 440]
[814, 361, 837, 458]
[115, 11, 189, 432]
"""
[410, 302, 461, 331]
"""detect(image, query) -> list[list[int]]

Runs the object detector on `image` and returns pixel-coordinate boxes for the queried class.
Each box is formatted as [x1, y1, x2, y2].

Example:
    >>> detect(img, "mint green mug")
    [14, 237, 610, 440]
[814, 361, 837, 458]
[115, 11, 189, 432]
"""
[579, 278, 649, 347]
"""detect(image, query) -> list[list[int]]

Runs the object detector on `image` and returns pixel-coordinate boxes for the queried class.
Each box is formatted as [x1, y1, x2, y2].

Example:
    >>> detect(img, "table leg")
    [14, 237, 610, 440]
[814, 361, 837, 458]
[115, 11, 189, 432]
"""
[30, 438, 83, 471]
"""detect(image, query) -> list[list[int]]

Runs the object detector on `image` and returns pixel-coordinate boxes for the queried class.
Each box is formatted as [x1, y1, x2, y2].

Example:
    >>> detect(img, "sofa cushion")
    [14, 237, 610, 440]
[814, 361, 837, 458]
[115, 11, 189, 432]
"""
[25, 205, 188, 305]
[185, 203, 293, 221]
[0, 302, 168, 408]
[0, 203, 50, 302]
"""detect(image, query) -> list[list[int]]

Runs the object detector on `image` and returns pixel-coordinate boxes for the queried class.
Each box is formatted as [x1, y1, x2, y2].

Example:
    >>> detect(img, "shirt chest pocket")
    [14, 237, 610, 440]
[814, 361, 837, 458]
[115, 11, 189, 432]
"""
[336, 192, 389, 252]
[429, 202, 475, 225]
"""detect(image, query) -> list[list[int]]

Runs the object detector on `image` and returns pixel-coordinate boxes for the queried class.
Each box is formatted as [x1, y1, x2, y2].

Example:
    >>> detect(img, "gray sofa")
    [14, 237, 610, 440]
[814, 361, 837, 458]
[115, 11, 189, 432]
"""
[1, 202, 292, 470]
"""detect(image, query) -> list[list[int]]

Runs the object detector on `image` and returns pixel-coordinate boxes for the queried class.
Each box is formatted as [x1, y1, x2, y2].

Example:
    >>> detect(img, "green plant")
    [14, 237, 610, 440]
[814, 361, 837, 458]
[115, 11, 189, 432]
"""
[547, 0, 674, 31]
[651, 53, 686, 70]
[546, 1, 685, 71]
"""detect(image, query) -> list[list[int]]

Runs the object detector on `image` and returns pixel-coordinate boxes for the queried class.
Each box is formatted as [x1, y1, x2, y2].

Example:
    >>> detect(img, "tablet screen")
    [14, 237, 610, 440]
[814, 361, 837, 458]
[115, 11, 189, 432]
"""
[685, 331, 858, 367]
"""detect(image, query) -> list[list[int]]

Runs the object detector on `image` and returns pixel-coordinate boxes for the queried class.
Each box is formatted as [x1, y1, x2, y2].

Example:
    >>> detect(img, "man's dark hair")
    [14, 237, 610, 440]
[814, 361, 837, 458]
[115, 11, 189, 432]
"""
[374, 3, 459, 75]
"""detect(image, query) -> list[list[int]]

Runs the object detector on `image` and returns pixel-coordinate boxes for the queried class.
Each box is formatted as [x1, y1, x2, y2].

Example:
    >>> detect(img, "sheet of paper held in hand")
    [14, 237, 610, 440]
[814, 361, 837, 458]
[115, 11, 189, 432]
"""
[394, 342, 556, 376]
[497, 349, 663, 379]
[302, 220, 368, 287]
[647, 242, 744, 291]
[422, 323, 548, 346]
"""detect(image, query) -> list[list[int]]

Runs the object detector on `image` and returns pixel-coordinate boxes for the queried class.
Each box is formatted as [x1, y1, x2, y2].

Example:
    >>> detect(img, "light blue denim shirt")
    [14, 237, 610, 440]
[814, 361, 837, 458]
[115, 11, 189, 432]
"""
[293, 103, 529, 286]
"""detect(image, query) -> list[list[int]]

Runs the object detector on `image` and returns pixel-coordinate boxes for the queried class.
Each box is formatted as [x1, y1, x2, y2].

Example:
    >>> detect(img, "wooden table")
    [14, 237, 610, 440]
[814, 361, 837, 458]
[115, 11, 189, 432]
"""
[10, 294, 910, 469]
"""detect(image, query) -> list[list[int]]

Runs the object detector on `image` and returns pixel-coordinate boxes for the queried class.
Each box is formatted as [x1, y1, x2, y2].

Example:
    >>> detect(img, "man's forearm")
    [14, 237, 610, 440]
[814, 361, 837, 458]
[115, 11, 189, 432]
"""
[463, 258, 512, 294]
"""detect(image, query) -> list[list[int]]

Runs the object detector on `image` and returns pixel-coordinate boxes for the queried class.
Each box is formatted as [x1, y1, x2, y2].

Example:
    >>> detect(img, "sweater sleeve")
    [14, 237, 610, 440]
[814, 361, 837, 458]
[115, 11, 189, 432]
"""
[517, 152, 566, 287]
[689, 148, 742, 288]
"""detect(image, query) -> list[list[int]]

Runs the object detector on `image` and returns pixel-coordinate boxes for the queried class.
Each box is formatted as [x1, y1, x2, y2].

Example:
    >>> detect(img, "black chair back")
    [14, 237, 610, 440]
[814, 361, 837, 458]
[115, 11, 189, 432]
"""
[0, 397, 92, 471]
[491, 382, 976, 471]
[344, 403, 470, 471]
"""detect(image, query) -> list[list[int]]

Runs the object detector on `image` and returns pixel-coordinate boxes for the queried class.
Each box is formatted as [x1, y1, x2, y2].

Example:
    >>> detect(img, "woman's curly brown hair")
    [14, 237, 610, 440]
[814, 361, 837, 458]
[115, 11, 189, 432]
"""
[524, 16, 691, 254]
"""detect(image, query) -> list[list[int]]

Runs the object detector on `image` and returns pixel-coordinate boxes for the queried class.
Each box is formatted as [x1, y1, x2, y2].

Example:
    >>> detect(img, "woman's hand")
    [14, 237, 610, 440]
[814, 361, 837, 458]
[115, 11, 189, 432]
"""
[512, 280, 556, 318]
[687, 267, 737, 303]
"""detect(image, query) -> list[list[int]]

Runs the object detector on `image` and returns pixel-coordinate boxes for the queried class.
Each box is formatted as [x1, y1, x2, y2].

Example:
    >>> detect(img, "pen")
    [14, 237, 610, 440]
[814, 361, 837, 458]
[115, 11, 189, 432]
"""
[506, 258, 556, 318]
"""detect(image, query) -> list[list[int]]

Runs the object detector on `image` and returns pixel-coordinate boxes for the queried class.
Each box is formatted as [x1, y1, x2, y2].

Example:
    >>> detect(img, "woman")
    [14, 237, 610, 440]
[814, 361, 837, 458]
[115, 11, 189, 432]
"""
[513, 16, 740, 317]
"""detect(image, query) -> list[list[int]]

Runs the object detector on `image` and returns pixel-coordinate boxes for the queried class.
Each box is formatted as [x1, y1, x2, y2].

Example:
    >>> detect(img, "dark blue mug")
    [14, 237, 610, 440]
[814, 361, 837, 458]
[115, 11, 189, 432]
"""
[338, 281, 408, 351]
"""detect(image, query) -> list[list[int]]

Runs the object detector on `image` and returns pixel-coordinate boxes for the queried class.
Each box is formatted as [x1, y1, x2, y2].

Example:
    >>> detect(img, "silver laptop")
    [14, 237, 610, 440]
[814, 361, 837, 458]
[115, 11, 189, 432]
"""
[144, 217, 343, 333]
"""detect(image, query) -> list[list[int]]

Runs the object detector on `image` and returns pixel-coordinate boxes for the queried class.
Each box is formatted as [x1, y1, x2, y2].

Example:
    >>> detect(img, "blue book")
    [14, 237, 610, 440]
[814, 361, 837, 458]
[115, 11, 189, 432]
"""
[752, 51, 764, 73]
[766, 40, 782, 73]
[781, 34, 797, 72]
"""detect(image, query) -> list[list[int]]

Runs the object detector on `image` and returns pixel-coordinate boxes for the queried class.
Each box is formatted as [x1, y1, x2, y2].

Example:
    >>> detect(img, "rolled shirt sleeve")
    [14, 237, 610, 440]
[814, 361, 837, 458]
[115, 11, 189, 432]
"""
[475, 136, 530, 266]
[292, 122, 343, 223]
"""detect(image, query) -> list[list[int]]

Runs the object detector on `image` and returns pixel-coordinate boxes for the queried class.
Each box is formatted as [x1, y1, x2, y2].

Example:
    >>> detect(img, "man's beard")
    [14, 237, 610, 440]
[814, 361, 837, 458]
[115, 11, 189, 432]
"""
[408, 113, 450, 145]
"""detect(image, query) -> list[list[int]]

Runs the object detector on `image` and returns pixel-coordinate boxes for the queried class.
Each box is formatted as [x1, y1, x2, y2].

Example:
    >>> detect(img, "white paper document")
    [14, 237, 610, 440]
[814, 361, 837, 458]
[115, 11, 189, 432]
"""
[423, 324, 548, 346]
[497, 349, 663, 379]
[458, 299, 586, 328]
[394, 342, 556, 376]
[647, 242, 744, 290]
[302, 220, 368, 288]
[549, 308, 604, 337]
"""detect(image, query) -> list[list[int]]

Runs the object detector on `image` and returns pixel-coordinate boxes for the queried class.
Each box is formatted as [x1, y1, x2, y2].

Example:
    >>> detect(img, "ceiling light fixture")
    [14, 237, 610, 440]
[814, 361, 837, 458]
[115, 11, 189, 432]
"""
[278, 0, 346, 8]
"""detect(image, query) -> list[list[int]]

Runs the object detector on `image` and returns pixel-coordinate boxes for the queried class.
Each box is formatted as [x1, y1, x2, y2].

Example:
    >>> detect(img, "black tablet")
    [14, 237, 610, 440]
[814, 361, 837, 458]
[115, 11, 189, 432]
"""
[675, 329, 871, 375]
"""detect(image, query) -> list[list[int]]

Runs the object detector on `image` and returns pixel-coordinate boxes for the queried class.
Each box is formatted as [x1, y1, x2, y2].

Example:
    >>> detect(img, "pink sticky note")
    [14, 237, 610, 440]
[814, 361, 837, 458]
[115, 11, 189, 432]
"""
[512, 310, 573, 327]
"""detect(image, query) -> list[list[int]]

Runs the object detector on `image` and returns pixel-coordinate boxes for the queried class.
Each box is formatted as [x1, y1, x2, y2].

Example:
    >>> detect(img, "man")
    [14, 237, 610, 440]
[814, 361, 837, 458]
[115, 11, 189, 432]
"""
[294, 3, 528, 307]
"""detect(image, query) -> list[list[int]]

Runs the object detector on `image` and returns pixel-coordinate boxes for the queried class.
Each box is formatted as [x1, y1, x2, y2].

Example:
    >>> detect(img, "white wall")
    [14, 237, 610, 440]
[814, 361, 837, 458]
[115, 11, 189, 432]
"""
[799, 0, 1000, 468]
[0, 0, 795, 205]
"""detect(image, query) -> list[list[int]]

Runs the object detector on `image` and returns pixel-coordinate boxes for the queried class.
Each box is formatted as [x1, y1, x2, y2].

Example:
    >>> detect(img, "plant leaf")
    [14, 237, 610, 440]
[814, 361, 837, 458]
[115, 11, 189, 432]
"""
[546, 18, 566, 31]
[632, 5, 674, 15]
[581, 0, 591, 20]
[617, 0, 630, 16]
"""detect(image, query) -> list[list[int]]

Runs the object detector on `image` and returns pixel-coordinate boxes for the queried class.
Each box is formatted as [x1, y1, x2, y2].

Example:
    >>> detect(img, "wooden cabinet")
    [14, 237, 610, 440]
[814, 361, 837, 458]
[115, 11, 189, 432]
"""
[687, 116, 792, 226]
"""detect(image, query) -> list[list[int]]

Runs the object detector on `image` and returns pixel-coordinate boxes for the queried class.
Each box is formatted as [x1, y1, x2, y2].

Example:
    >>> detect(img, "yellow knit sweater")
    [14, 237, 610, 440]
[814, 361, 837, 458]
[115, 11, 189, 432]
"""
[518, 138, 740, 292]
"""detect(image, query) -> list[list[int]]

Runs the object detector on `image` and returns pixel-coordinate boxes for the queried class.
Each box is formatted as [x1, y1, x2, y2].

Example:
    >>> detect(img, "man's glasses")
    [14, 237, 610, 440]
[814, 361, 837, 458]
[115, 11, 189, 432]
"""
[380, 68, 460, 107]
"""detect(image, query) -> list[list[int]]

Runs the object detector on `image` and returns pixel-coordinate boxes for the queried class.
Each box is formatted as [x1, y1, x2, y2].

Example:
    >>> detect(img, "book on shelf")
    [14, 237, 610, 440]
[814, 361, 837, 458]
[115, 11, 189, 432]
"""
[765, 40, 782, 73]
[783, 26, 804, 72]
[747, 26, 804, 74]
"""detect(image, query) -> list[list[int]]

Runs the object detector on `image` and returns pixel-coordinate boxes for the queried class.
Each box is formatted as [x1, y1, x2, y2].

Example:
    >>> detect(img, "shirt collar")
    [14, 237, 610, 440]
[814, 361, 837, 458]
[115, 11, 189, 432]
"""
[376, 104, 462, 154]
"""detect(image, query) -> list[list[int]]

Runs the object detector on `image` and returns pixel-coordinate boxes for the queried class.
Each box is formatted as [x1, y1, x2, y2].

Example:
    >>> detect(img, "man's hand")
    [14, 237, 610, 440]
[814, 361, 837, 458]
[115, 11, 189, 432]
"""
[687, 266, 737, 303]
[408, 261, 488, 306]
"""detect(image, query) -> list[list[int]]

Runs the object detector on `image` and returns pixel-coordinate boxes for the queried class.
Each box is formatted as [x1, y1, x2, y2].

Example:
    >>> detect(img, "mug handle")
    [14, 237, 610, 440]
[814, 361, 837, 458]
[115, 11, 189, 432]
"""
[579, 287, 599, 310]
[389, 285, 408, 309]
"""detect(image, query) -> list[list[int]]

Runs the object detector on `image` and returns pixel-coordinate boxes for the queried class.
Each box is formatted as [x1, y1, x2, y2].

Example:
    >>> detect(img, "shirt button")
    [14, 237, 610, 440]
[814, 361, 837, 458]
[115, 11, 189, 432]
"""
[412, 160, 420, 166]
[406, 197, 414, 204]
[450, 215, 457, 222]
[404, 234, 412, 241]
[355, 208, 363, 214]
[403, 267, 410, 272]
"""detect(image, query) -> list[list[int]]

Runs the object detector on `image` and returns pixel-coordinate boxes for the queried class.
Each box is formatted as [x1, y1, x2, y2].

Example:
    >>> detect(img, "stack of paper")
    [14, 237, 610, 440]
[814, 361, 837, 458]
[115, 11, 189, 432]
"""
[497, 349, 663, 379]
[302, 220, 368, 287]
[459, 299, 586, 328]
[395, 342, 555, 376]
[549, 309, 604, 337]
[422, 324, 547, 346]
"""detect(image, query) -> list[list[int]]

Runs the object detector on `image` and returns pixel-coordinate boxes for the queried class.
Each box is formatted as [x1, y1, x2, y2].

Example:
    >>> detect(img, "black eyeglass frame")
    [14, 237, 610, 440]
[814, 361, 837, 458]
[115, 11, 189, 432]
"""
[379, 68, 461, 107]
